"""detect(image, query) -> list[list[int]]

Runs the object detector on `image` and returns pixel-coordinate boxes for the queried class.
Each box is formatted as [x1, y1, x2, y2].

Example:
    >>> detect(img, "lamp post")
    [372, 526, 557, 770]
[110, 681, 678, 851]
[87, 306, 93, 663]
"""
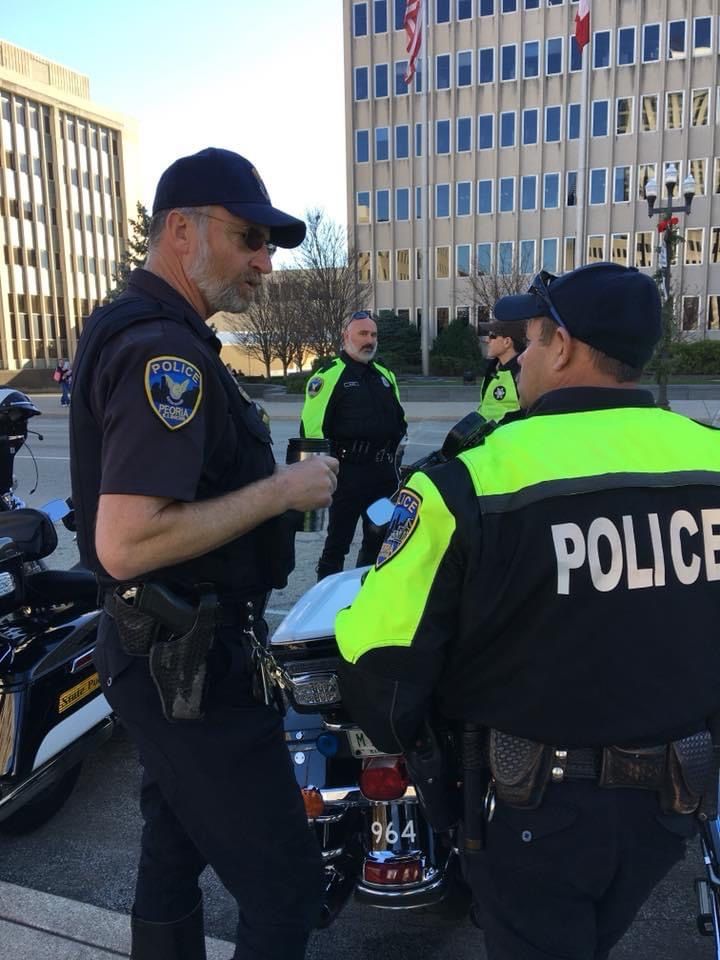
[643, 163, 696, 409]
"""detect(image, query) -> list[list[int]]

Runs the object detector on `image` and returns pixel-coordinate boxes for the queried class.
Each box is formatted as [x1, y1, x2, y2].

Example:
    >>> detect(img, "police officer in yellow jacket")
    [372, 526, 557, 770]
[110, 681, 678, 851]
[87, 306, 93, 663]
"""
[476, 319, 525, 422]
[336, 263, 720, 960]
[301, 311, 406, 580]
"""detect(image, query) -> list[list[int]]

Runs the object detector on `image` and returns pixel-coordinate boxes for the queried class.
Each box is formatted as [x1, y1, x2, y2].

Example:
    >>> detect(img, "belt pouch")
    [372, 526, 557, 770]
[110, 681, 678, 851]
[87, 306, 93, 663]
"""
[107, 591, 159, 655]
[489, 730, 553, 809]
[599, 745, 666, 790]
[148, 593, 217, 722]
[660, 730, 713, 815]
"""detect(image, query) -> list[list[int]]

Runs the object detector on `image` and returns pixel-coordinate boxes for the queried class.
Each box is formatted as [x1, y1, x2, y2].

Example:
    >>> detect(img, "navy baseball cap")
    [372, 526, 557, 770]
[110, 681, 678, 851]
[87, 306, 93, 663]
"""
[152, 147, 306, 248]
[493, 263, 662, 368]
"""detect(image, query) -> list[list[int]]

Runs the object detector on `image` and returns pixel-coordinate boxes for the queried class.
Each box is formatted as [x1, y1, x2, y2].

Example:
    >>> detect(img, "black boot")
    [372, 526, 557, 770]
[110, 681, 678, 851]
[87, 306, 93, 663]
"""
[130, 897, 207, 960]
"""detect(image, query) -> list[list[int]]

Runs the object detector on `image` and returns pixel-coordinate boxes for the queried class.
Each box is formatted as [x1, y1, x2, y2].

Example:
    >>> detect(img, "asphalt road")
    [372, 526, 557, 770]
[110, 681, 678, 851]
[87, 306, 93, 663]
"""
[0, 395, 715, 958]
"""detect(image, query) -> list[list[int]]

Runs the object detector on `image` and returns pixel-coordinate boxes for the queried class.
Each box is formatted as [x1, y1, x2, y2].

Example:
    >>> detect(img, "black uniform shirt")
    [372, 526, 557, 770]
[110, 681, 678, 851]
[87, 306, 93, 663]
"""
[325, 351, 407, 445]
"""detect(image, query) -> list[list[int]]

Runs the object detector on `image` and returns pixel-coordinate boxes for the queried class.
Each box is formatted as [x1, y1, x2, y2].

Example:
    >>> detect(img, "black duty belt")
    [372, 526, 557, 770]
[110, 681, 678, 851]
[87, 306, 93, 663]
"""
[336, 439, 397, 464]
[102, 586, 267, 630]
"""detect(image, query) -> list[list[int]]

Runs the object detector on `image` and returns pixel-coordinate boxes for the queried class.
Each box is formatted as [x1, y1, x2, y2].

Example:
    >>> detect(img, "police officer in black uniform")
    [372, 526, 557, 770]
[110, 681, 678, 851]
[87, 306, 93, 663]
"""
[70, 148, 338, 960]
[336, 263, 720, 960]
[300, 310, 407, 580]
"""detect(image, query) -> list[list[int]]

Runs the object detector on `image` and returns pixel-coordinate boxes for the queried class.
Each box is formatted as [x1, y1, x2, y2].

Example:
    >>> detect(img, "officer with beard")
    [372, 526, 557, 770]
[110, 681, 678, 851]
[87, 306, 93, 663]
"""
[70, 148, 338, 960]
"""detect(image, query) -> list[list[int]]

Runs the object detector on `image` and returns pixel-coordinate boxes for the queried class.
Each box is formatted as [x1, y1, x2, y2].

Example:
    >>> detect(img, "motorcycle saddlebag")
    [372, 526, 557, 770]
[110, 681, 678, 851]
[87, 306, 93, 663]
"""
[0, 509, 58, 561]
[0, 536, 24, 614]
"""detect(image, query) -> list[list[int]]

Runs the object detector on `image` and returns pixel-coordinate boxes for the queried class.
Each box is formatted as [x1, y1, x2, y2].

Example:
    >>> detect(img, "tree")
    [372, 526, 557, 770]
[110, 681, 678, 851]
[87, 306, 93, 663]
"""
[431, 317, 484, 374]
[266, 270, 306, 377]
[375, 310, 421, 370]
[106, 202, 150, 301]
[293, 209, 372, 361]
[225, 286, 277, 379]
[460, 259, 532, 323]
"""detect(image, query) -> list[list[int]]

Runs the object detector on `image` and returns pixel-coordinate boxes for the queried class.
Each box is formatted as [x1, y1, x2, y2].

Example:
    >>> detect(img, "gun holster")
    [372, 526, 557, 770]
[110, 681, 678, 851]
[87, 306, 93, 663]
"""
[105, 590, 159, 655]
[404, 721, 460, 833]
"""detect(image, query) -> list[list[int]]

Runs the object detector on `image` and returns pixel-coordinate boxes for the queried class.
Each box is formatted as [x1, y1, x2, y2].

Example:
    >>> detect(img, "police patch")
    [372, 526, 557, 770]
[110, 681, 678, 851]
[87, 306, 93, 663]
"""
[376, 489, 421, 569]
[307, 376, 324, 398]
[381, 376, 390, 388]
[145, 356, 202, 430]
[493, 385, 507, 400]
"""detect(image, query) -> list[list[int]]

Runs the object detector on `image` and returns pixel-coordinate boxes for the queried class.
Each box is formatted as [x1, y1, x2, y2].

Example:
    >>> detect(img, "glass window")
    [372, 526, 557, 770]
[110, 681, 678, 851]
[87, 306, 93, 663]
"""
[520, 239, 535, 275]
[502, 0, 517, 11]
[478, 48, 495, 83]
[666, 91, 684, 130]
[546, 37, 563, 75]
[499, 177, 515, 212]
[689, 158, 706, 195]
[355, 130, 369, 163]
[374, 0, 388, 32]
[395, 61, 409, 95]
[525, 0, 539, 8]
[479, 0, 493, 14]
[524, 40, 540, 78]
[590, 169, 607, 204]
[478, 114, 494, 149]
[542, 238, 558, 273]
[566, 170, 577, 206]
[414, 58, 424, 92]
[477, 243, 492, 274]
[436, 0, 450, 22]
[587, 236, 606, 263]
[694, 16, 712, 56]
[435, 183, 451, 217]
[415, 123, 423, 156]
[377, 250, 391, 281]
[478, 179, 493, 214]
[396, 188, 410, 220]
[635, 232, 653, 268]
[498, 242, 514, 275]
[564, 237, 576, 272]
[616, 98, 633, 135]
[457, 181, 472, 216]
[436, 248, 450, 279]
[354, 67, 369, 100]
[353, 3, 368, 37]
[692, 89, 710, 126]
[643, 23, 661, 62]
[544, 172, 560, 208]
[395, 124, 409, 158]
[523, 108, 538, 145]
[456, 244, 472, 277]
[682, 296, 700, 331]
[457, 50, 473, 86]
[436, 54, 451, 89]
[593, 31, 611, 68]
[611, 234, 629, 266]
[614, 165, 631, 203]
[394, 0, 406, 29]
[568, 103, 581, 139]
[375, 63, 389, 97]
[436, 119, 451, 154]
[358, 252, 372, 282]
[637, 163, 656, 201]
[415, 186, 423, 218]
[685, 229, 703, 265]
[714, 159, 720, 195]
[617, 27, 635, 65]
[376, 190, 390, 222]
[668, 20, 686, 59]
[641, 95, 658, 132]
[709, 295, 720, 329]
[521, 175, 537, 210]
[357, 191, 371, 224]
[458, 0, 473, 19]
[375, 127, 390, 161]
[500, 111, 516, 147]
[457, 117, 472, 152]
[501, 44, 517, 81]
[545, 105, 561, 142]
[570, 35, 582, 71]
[592, 100, 609, 137]
[396, 249, 410, 282]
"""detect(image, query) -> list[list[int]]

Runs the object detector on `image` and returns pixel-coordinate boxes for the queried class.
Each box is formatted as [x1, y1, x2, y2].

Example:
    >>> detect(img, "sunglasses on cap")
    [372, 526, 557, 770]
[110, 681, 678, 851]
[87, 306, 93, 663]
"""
[194, 212, 277, 258]
[529, 270, 567, 330]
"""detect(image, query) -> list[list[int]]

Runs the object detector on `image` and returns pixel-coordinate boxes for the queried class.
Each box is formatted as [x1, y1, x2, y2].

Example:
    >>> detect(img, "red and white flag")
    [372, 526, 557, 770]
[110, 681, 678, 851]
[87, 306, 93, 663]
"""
[403, 0, 422, 84]
[574, 0, 590, 50]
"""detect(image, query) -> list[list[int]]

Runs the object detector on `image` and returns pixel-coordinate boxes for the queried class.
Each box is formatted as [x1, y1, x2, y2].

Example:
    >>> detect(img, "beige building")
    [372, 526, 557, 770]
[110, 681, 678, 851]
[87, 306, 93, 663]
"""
[344, 0, 720, 339]
[0, 39, 138, 370]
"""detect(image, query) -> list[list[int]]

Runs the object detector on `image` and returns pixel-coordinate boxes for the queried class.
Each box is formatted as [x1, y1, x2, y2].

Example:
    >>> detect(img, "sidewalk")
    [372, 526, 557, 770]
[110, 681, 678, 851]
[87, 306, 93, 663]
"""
[0, 880, 234, 959]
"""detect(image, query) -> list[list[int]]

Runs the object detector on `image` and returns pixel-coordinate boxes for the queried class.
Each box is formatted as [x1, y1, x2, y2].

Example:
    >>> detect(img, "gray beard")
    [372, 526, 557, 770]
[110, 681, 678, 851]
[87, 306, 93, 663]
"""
[187, 235, 253, 314]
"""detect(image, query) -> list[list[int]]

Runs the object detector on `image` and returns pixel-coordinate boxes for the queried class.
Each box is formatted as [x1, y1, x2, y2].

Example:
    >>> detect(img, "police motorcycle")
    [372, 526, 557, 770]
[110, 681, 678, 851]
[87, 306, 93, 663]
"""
[269, 415, 492, 926]
[0, 389, 113, 833]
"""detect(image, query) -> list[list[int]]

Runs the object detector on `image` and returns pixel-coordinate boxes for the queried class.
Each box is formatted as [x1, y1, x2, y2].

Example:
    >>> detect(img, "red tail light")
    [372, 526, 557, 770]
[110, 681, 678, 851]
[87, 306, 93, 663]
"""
[359, 756, 409, 801]
[364, 857, 422, 885]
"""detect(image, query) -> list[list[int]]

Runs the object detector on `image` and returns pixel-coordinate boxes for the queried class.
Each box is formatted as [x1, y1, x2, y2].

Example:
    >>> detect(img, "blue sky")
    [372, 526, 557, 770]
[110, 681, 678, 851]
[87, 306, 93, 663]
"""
[2, 1, 347, 251]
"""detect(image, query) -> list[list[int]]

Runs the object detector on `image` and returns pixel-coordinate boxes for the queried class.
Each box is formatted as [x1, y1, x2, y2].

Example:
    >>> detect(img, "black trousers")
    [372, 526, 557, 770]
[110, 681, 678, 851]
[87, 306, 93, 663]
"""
[318, 459, 398, 578]
[464, 781, 693, 960]
[95, 615, 324, 960]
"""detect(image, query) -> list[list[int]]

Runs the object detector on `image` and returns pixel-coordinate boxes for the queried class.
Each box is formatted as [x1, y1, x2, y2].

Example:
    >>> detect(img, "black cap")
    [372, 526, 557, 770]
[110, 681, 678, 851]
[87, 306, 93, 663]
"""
[493, 263, 661, 368]
[152, 147, 306, 248]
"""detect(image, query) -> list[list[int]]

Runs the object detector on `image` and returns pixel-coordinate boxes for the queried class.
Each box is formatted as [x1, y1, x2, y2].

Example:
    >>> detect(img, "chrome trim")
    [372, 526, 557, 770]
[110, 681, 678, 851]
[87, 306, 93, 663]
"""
[318, 785, 417, 806]
[70, 648, 96, 674]
[355, 868, 447, 908]
[321, 846, 345, 860]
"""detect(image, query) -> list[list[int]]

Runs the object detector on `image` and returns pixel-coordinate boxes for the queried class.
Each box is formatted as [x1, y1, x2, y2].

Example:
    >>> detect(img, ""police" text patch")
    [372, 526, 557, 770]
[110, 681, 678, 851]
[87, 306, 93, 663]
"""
[376, 489, 421, 569]
[145, 356, 203, 430]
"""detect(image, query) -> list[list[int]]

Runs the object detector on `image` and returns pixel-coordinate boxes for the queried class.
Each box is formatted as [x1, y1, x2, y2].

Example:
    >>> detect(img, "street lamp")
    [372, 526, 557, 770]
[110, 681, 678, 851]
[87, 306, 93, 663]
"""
[643, 163, 696, 409]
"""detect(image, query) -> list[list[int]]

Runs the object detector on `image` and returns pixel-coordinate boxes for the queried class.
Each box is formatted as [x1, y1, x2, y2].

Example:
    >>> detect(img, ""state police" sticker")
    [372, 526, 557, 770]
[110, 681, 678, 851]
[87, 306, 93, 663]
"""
[145, 356, 203, 430]
[376, 489, 421, 569]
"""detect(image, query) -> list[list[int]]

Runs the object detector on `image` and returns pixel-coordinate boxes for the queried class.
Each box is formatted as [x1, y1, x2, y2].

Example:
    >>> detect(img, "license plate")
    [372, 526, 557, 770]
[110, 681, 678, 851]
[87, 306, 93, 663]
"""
[59, 672, 100, 714]
[347, 729, 383, 757]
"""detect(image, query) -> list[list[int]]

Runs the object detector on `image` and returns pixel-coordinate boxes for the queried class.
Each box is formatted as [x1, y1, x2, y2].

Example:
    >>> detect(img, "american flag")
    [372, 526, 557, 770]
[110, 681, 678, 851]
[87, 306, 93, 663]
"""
[403, 0, 422, 84]
[574, 0, 590, 50]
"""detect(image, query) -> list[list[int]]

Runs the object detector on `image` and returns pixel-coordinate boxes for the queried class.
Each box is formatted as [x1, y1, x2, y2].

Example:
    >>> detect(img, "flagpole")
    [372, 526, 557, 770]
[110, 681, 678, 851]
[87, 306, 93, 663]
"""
[420, 0, 430, 376]
[574, 21, 589, 268]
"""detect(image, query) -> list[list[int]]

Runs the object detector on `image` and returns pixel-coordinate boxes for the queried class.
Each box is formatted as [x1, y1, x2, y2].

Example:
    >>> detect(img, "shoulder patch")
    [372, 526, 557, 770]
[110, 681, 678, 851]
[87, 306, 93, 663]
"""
[376, 489, 422, 569]
[307, 375, 324, 398]
[145, 356, 202, 430]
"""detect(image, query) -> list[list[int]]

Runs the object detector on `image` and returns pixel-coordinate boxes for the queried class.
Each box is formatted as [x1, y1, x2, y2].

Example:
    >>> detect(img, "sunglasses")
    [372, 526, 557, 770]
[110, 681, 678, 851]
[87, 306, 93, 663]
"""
[350, 310, 373, 321]
[194, 212, 277, 258]
[529, 270, 567, 330]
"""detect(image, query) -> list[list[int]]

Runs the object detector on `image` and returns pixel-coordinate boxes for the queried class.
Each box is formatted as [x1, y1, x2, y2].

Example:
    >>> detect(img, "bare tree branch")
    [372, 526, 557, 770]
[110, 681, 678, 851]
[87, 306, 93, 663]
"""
[459, 259, 532, 322]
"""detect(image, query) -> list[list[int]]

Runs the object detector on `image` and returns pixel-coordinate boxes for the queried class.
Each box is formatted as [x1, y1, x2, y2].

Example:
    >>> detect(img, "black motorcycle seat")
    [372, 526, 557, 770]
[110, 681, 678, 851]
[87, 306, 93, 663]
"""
[0, 509, 58, 561]
[25, 568, 98, 607]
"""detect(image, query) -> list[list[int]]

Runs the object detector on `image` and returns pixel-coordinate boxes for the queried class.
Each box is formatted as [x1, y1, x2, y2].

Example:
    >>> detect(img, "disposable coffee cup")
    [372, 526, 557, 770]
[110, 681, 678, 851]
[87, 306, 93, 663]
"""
[286, 438, 333, 533]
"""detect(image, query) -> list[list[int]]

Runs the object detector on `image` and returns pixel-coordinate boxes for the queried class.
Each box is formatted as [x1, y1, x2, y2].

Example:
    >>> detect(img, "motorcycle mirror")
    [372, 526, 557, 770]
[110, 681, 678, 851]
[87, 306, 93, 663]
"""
[366, 498, 395, 528]
[41, 498, 70, 522]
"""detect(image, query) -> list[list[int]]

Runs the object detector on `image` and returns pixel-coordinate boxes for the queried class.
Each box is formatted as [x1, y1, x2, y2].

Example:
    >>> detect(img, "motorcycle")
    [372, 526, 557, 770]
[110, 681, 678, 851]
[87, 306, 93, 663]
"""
[0, 389, 114, 833]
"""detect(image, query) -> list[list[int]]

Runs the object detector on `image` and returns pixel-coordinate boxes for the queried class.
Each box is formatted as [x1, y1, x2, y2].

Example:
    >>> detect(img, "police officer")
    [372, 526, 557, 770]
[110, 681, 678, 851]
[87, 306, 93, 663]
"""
[70, 148, 338, 960]
[476, 319, 524, 422]
[300, 310, 407, 580]
[335, 263, 720, 960]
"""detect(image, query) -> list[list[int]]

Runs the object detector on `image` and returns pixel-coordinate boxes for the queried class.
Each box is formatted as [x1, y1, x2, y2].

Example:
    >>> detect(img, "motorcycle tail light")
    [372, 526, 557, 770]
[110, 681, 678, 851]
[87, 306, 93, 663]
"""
[359, 756, 409, 801]
[364, 856, 422, 886]
[301, 787, 325, 819]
